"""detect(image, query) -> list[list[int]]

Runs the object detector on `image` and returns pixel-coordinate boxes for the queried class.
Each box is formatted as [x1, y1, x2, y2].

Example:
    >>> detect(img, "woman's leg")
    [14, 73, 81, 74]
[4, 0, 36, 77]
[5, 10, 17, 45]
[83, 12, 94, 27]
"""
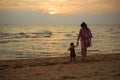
[71, 56, 72, 61]
[73, 57, 76, 61]
[83, 47, 87, 60]
[81, 47, 84, 60]
[81, 47, 87, 61]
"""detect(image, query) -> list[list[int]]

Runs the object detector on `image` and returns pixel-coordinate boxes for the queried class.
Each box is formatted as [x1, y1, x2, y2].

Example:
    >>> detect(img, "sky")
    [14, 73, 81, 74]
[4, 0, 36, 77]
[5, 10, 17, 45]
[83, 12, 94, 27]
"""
[0, 0, 120, 24]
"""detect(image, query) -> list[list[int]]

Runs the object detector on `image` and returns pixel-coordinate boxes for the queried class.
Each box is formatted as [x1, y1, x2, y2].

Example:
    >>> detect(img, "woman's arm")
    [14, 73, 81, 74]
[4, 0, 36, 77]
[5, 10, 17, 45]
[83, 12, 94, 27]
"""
[89, 30, 93, 38]
[77, 29, 81, 42]
[88, 30, 92, 46]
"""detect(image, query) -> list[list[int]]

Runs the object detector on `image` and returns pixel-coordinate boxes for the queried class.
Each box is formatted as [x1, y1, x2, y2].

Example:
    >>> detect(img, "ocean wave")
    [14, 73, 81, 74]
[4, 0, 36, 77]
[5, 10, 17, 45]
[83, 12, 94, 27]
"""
[0, 24, 120, 60]
[0, 31, 52, 39]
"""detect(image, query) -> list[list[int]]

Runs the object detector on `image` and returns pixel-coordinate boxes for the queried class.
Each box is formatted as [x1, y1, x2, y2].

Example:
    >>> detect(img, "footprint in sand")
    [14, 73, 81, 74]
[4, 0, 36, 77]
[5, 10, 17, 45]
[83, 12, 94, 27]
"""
[114, 73, 120, 77]
[31, 73, 42, 76]
[57, 66, 63, 71]
[0, 65, 9, 70]
[0, 75, 5, 80]
[13, 64, 25, 69]
[62, 76, 77, 80]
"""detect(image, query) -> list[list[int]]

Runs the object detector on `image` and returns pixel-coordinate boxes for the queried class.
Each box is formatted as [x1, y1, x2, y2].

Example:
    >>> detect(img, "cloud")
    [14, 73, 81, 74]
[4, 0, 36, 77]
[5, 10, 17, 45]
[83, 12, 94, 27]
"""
[0, 0, 120, 14]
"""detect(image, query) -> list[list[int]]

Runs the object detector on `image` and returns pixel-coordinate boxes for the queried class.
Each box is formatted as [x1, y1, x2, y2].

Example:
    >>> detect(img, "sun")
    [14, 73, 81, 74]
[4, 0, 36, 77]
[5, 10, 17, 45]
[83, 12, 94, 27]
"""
[49, 6, 56, 15]
[49, 11, 56, 15]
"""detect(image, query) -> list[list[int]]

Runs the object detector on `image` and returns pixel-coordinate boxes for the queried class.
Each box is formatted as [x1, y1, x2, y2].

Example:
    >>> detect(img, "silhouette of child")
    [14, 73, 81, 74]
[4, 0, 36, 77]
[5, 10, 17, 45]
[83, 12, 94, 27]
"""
[68, 42, 78, 61]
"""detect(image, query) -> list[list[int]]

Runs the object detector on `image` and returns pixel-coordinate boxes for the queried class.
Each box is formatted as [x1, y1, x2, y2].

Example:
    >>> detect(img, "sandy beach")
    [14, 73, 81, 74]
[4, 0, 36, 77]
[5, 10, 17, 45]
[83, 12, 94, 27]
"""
[0, 53, 120, 80]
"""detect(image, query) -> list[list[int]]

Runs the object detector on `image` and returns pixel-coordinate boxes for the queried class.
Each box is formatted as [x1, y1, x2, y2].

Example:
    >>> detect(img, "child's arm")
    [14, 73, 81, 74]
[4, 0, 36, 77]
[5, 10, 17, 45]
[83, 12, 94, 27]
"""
[77, 29, 81, 42]
[68, 47, 70, 51]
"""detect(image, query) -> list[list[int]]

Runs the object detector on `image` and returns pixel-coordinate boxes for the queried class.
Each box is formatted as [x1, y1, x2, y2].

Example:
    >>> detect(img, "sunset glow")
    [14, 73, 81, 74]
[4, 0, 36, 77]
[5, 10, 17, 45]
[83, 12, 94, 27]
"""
[0, 0, 120, 24]
[49, 6, 56, 15]
[0, 0, 119, 14]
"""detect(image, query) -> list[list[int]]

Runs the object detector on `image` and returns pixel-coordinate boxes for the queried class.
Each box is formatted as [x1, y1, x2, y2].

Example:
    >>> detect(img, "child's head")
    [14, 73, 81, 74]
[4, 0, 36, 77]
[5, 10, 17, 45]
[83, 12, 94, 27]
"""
[70, 42, 74, 47]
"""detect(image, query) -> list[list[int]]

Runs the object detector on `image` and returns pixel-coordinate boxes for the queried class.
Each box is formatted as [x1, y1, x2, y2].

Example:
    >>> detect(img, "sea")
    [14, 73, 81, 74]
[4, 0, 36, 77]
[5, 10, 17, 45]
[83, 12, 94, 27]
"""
[0, 24, 120, 60]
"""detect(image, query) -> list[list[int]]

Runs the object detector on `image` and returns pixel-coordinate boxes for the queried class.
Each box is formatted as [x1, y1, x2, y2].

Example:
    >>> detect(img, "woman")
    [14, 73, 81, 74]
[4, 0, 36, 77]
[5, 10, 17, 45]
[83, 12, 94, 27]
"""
[77, 22, 93, 61]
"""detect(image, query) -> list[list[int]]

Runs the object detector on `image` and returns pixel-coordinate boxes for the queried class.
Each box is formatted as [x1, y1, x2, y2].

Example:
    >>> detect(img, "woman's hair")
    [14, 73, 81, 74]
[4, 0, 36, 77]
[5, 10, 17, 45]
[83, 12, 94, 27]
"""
[81, 22, 89, 30]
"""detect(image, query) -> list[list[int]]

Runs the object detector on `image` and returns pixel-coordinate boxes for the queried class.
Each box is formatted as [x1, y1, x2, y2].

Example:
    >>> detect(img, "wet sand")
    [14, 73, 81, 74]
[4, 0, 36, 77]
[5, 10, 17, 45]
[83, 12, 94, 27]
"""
[0, 54, 120, 80]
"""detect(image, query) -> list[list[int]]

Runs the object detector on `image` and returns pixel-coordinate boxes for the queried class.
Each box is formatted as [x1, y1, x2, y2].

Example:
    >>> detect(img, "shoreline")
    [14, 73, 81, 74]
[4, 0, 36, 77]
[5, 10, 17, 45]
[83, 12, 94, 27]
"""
[0, 52, 120, 61]
[0, 53, 120, 80]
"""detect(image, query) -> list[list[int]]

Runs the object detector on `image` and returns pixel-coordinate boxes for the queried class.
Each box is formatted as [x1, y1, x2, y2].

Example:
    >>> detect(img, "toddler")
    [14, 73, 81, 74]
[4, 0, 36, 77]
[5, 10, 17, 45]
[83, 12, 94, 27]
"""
[68, 42, 78, 61]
